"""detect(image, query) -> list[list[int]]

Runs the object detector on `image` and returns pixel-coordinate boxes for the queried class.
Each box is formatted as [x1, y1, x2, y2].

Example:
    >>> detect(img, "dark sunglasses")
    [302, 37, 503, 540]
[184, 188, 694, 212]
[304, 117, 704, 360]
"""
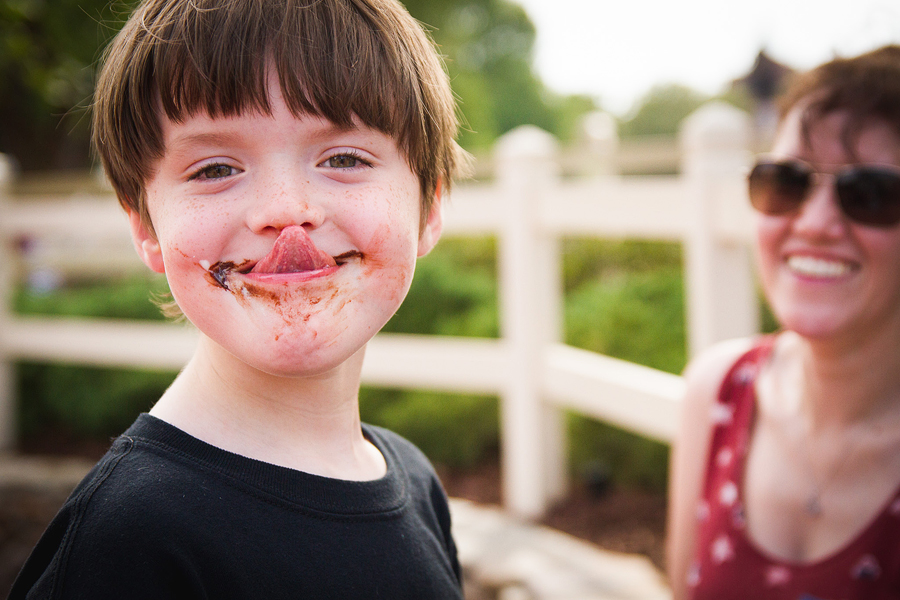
[747, 157, 900, 227]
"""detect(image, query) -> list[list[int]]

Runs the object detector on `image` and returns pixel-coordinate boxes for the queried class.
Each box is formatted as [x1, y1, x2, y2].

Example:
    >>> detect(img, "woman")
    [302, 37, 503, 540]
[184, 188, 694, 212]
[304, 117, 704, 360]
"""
[668, 45, 900, 600]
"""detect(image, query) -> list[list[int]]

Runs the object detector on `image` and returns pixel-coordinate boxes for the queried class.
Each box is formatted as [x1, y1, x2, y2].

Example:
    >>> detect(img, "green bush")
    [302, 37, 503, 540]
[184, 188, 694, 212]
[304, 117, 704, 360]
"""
[15, 273, 170, 320]
[362, 238, 501, 468]
[385, 236, 499, 338]
[565, 268, 686, 374]
[17, 362, 175, 440]
[568, 417, 670, 491]
[14, 273, 176, 440]
[360, 388, 498, 468]
[562, 240, 684, 492]
[562, 238, 682, 293]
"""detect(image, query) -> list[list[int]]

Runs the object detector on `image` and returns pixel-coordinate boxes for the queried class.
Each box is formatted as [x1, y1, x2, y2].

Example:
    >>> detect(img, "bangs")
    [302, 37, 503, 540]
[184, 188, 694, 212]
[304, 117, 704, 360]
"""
[154, 0, 422, 154]
[94, 0, 462, 239]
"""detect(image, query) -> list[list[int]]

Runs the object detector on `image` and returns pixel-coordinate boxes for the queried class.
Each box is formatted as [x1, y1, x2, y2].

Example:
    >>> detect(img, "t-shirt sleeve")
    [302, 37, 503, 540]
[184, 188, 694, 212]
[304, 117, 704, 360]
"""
[429, 473, 462, 583]
[9, 442, 205, 600]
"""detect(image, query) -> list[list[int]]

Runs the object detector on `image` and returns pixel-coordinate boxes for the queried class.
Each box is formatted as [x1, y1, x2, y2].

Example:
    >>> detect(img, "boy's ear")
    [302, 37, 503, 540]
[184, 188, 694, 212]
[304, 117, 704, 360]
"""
[417, 180, 444, 257]
[126, 209, 166, 273]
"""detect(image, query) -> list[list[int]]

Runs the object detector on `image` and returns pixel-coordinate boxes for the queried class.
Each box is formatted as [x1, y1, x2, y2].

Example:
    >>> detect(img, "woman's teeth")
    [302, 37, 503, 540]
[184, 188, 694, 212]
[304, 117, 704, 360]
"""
[787, 255, 851, 278]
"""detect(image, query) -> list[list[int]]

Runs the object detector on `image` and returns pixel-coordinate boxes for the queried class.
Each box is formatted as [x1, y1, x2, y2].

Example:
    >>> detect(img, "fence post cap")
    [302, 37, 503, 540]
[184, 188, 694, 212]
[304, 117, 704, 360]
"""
[494, 125, 558, 161]
[679, 101, 751, 151]
[580, 111, 618, 145]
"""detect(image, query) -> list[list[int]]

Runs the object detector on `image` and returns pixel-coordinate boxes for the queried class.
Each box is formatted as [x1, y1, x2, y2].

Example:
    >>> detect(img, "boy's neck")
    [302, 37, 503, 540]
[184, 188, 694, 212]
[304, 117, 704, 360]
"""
[149, 335, 386, 481]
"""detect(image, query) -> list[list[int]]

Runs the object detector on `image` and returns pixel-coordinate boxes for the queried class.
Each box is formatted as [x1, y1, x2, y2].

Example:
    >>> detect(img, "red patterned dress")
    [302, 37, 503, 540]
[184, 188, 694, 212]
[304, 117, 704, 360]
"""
[687, 337, 900, 600]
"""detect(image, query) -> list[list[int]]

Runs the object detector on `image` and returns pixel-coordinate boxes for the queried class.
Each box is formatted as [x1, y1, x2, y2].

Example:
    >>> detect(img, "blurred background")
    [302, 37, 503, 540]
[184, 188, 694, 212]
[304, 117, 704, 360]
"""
[2, 0, 899, 583]
[5, 0, 899, 171]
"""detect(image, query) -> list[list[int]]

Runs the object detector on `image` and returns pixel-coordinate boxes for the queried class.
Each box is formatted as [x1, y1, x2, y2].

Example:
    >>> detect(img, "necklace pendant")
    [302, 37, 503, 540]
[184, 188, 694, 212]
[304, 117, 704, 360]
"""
[806, 494, 822, 517]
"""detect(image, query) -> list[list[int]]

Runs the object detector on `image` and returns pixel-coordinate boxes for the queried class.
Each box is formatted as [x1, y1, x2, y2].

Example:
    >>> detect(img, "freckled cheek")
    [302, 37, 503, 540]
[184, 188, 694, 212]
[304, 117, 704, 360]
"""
[159, 238, 213, 278]
[157, 208, 239, 267]
[343, 183, 421, 240]
[366, 261, 416, 310]
[358, 211, 418, 265]
[347, 218, 412, 302]
[360, 192, 423, 307]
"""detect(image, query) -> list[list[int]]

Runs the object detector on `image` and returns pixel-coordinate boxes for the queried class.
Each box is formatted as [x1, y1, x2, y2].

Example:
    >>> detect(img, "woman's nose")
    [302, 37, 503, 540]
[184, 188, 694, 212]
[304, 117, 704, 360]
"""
[792, 175, 847, 239]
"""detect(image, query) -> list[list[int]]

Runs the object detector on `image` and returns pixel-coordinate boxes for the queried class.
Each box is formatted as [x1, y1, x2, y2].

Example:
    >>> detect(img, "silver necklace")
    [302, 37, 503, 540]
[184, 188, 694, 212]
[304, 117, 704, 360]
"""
[797, 424, 858, 518]
[804, 481, 824, 517]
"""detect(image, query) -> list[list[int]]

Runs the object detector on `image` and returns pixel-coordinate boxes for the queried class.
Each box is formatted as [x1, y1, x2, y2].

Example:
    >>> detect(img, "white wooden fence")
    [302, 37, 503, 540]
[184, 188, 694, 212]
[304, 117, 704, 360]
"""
[0, 102, 760, 518]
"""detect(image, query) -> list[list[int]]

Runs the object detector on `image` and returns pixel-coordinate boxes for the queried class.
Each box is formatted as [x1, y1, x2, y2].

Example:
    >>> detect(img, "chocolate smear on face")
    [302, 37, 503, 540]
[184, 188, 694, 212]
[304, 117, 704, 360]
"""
[334, 250, 363, 264]
[204, 260, 251, 291]
[209, 262, 232, 290]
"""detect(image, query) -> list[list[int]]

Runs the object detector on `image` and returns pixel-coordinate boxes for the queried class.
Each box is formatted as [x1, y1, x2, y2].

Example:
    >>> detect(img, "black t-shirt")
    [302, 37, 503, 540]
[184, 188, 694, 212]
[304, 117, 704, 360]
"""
[10, 414, 462, 599]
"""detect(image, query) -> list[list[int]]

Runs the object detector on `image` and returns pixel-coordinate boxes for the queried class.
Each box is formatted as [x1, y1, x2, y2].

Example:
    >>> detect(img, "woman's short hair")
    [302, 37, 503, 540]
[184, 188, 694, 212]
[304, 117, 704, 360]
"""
[778, 45, 900, 152]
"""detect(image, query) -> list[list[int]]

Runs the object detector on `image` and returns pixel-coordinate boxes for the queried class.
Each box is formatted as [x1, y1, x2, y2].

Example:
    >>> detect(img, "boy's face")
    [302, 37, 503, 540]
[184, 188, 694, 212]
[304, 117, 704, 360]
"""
[129, 79, 441, 377]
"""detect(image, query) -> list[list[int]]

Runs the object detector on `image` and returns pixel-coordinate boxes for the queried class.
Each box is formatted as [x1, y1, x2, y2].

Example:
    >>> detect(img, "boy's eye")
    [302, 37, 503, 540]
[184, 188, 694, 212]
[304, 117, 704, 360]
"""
[191, 163, 237, 180]
[324, 153, 370, 169]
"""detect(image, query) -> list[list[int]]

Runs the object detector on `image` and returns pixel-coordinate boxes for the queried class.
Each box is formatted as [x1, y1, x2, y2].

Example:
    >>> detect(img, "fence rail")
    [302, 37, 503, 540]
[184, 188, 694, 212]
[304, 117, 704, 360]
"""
[0, 102, 760, 518]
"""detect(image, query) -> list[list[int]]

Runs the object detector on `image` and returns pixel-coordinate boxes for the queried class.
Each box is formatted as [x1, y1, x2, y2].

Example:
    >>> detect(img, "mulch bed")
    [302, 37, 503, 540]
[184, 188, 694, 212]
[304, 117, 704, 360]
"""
[436, 459, 667, 571]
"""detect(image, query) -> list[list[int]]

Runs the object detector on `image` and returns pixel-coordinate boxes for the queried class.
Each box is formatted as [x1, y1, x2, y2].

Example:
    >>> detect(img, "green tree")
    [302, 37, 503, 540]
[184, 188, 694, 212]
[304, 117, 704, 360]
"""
[0, 0, 132, 170]
[403, 0, 596, 150]
[618, 83, 708, 138]
[0, 0, 595, 170]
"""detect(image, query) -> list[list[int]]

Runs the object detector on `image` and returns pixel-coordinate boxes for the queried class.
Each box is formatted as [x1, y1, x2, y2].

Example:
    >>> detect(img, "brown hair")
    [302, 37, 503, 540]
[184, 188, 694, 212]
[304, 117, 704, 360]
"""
[93, 0, 469, 236]
[778, 45, 900, 153]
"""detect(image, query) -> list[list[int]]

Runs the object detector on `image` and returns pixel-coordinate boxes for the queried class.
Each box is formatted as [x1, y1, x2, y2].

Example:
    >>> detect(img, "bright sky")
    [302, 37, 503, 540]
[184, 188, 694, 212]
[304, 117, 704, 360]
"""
[514, 0, 900, 116]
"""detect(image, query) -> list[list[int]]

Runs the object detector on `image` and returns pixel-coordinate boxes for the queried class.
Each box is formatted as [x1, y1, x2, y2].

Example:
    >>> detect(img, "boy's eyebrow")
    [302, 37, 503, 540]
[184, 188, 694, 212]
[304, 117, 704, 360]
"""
[166, 120, 368, 153]
[167, 130, 247, 152]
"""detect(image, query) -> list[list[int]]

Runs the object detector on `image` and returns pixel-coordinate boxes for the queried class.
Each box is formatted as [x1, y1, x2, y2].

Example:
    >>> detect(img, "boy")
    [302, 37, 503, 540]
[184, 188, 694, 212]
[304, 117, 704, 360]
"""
[10, 0, 469, 597]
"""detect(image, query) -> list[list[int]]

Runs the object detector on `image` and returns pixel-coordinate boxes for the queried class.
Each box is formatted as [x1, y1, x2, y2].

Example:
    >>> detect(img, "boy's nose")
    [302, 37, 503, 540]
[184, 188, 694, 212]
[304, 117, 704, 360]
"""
[246, 176, 326, 234]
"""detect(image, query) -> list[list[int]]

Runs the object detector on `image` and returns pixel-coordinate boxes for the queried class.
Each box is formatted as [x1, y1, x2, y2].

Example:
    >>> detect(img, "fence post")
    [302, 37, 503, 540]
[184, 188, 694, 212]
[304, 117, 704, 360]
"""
[0, 154, 17, 450]
[679, 102, 759, 356]
[495, 126, 566, 519]
[580, 111, 619, 177]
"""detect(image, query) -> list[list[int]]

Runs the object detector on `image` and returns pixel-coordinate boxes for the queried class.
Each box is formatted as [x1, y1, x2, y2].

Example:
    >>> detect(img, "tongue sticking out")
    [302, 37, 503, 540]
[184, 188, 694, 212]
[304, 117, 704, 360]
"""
[250, 226, 337, 274]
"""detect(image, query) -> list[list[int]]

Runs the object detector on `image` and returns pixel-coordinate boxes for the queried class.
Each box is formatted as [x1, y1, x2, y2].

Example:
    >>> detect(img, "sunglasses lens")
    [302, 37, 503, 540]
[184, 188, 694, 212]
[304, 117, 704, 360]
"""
[837, 168, 900, 227]
[748, 162, 810, 215]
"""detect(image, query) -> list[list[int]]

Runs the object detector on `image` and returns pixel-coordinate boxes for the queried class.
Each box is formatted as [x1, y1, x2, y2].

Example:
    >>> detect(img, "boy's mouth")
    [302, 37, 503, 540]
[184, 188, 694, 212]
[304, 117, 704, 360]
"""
[203, 226, 360, 291]
[249, 226, 337, 275]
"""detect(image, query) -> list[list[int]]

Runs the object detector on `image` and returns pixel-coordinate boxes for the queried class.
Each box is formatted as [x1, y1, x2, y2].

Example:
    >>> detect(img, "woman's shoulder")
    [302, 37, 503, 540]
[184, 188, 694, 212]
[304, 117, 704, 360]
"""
[681, 336, 763, 408]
